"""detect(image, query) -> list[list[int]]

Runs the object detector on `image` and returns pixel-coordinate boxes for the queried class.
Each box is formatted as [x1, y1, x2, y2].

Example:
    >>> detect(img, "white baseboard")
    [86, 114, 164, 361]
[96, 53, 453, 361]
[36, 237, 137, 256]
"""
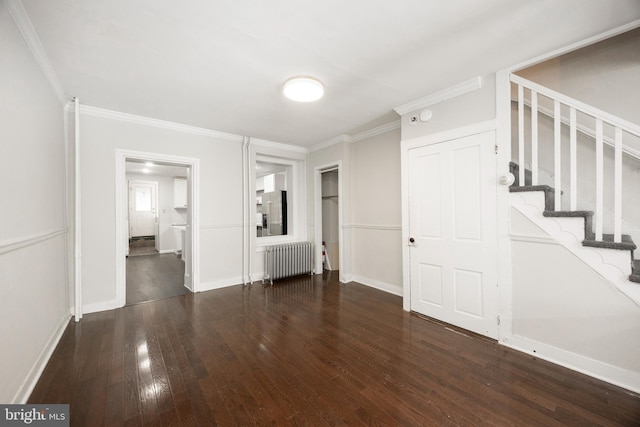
[504, 334, 640, 394]
[351, 275, 403, 297]
[83, 299, 121, 314]
[13, 312, 71, 403]
[198, 276, 244, 292]
[158, 249, 179, 254]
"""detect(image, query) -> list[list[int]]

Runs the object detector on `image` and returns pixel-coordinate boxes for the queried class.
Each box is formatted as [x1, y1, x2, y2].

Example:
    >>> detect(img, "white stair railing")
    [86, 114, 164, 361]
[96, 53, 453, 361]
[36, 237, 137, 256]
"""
[511, 74, 640, 244]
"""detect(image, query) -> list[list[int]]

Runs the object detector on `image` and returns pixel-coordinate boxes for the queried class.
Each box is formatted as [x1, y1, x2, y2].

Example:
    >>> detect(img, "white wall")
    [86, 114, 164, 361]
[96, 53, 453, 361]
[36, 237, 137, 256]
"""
[516, 28, 640, 125]
[79, 112, 245, 311]
[350, 129, 403, 295]
[0, 2, 70, 402]
[510, 208, 640, 391]
[400, 74, 496, 141]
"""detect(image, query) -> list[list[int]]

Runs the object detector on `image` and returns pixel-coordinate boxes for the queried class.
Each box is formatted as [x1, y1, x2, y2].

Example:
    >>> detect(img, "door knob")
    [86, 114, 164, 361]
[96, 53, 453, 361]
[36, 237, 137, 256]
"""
[409, 237, 415, 244]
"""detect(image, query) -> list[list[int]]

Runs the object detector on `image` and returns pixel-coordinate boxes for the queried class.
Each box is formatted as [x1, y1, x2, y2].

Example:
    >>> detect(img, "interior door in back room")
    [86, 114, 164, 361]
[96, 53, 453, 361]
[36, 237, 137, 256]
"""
[129, 180, 158, 238]
[408, 130, 498, 339]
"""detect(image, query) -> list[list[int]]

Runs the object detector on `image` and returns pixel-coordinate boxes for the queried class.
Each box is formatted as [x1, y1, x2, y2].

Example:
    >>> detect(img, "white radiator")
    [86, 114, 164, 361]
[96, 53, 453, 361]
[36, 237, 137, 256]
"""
[264, 242, 314, 284]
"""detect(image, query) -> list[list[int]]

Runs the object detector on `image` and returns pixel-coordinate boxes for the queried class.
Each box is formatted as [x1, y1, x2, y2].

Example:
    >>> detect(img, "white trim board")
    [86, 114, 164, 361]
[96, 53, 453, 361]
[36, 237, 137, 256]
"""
[351, 275, 403, 297]
[309, 120, 401, 153]
[345, 224, 402, 231]
[509, 20, 640, 72]
[393, 77, 482, 116]
[12, 313, 70, 403]
[115, 149, 200, 310]
[199, 276, 245, 293]
[0, 227, 67, 255]
[504, 334, 640, 395]
[69, 103, 243, 143]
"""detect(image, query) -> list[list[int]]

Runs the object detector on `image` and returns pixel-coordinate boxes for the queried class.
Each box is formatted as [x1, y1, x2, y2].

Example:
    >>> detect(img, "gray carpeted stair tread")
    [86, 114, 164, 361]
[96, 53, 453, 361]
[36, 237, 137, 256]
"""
[583, 234, 636, 251]
[509, 162, 532, 186]
[509, 185, 554, 193]
[543, 210, 593, 218]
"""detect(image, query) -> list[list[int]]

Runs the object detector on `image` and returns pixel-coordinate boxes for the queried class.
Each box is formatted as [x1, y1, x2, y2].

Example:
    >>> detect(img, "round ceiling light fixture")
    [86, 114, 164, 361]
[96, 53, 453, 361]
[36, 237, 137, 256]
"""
[283, 76, 324, 102]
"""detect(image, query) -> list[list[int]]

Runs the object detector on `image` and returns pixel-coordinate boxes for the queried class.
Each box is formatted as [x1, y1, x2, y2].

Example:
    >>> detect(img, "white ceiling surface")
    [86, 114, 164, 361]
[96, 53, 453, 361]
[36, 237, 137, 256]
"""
[21, 0, 640, 147]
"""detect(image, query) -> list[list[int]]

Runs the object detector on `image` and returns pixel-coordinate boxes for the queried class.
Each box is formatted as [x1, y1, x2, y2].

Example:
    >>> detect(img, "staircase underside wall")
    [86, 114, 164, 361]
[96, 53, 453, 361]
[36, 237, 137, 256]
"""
[509, 208, 640, 392]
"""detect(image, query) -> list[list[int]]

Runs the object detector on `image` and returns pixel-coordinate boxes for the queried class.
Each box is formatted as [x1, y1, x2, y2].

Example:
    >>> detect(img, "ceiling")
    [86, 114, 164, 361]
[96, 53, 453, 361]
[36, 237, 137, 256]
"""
[20, 0, 640, 147]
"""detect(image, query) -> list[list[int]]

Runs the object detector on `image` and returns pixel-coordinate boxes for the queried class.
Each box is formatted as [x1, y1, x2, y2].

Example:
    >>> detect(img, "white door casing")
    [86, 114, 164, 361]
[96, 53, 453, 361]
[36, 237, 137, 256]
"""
[128, 180, 158, 238]
[408, 130, 498, 339]
[115, 149, 200, 309]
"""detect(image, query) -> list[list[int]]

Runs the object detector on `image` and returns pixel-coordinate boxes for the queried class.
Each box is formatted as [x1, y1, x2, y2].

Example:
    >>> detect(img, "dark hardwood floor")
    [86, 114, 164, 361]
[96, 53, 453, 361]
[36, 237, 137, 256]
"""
[29, 272, 640, 426]
[126, 253, 186, 305]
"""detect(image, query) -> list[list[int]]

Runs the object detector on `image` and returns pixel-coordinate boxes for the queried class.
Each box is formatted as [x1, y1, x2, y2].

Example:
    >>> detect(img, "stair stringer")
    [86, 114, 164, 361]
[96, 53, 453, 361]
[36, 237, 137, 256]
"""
[510, 191, 640, 307]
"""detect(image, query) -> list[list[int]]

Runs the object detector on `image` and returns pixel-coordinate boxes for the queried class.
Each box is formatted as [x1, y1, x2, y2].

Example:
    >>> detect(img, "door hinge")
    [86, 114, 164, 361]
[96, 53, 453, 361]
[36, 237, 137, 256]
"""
[494, 144, 498, 154]
[497, 315, 501, 326]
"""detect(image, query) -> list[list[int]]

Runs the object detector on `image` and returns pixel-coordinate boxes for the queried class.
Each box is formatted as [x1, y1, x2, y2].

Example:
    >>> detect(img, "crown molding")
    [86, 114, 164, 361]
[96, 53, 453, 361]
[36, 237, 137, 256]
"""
[509, 19, 640, 72]
[309, 120, 401, 153]
[6, 0, 67, 105]
[350, 120, 401, 143]
[308, 134, 351, 153]
[393, 76, 482, 116]
[66, 102, 244, 143]
[251, 137, 308, 153]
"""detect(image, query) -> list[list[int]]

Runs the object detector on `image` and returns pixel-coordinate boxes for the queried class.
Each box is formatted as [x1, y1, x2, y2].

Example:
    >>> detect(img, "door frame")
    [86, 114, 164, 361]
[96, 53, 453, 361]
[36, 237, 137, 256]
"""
[115, 149, 200, 307]
[314, 161, 344, 283]
[401, 120, 499, 311]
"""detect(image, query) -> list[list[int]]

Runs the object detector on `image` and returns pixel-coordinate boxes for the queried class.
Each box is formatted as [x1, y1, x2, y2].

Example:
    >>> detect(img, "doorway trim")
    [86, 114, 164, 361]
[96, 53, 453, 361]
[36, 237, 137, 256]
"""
[314, 161, 344, 283]
[115, 149, 200, 307]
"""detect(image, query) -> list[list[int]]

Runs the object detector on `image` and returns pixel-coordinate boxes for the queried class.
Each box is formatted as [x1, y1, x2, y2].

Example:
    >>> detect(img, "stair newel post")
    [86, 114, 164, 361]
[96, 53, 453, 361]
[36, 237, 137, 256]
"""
[518, 84, 525, 187]
[569, 107, 577, 211]
[554, 100, 562, 211]
[531, 90, 538, 186]
[614, 127, 623, 243]
[595, 119, 604, 241]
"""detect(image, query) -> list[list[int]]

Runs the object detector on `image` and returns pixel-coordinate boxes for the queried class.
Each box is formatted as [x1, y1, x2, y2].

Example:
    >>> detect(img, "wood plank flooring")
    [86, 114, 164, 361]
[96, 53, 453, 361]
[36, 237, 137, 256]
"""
[30, 272, 640, 426]
[126, 253, 186, 305]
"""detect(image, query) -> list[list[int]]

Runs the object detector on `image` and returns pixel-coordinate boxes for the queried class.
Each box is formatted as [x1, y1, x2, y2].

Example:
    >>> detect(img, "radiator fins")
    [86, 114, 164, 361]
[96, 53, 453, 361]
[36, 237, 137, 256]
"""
[264, 242, 314, 285]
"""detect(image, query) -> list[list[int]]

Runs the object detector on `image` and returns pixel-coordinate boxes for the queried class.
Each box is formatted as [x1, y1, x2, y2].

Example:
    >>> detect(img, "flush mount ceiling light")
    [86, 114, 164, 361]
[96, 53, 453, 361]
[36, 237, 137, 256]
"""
[283, 76, 324, 102]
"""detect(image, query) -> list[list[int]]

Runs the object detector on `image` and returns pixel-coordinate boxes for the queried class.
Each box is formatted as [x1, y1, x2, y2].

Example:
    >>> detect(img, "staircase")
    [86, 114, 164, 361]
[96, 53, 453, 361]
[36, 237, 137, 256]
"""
[510, 74, 640, 305]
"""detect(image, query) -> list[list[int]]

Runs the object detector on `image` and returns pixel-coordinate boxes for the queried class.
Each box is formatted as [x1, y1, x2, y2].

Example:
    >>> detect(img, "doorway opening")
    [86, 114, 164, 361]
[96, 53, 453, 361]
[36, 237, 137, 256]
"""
[321, 170, 339, 272]
[116, 150, 200, 308]
[128, 179, 159, 256]
[314, 162, 344, 282]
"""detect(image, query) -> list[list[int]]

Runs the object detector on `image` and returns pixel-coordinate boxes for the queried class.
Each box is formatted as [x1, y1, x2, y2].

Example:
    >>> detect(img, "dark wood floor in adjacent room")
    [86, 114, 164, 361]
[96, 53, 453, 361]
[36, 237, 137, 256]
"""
[29, 272, 640, 426]
[126, 253, 186, 305]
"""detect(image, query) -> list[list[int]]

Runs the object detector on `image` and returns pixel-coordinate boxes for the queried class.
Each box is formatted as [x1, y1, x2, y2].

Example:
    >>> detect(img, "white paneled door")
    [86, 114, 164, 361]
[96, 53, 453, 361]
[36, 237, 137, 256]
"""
[408, 131, 498, 339]
[129, 180, 158, 238]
